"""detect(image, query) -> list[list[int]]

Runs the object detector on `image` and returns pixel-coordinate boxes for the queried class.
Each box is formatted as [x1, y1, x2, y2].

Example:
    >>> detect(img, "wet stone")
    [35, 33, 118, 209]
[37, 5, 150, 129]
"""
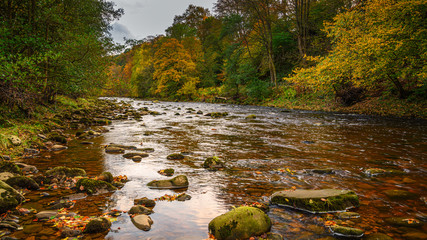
[329, 225, 364, 238]
[384, 217, 423, 228]
[270, 189, 359, 213]
[131, 214, 153, 231]
[23, 224, 43, 234]
[51, 145, 68, 151]
[134, 197, 156, 208]
[84, 218, 111, 233]
[123, 152, 149, 159]
[105, 147, 125, 154]
[336, 212, 360, 220]
[176, 193, 192, 201]
[147, 175, 189, 189]
[166, 153, 185, 160]
[128, 205, 154, 215]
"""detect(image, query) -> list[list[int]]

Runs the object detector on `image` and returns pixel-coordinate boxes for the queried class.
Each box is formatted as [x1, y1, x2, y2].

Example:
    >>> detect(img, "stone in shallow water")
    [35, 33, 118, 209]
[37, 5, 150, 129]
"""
[147, 175, 189, 189]
[364, 233, 394, 240]
[336, 212, 360, 219]
[134, 197, 156, 208]
[105, 147, 124, 153]
[384, 217, 423, 228]
[329, 225, 364, 238]
[123, 152, 149, 159]
[51, 145, 67, 151]
[166, 153, 185, 160]
[208, 206, 271, 240]
[84, 218, 111, 233]
[131, 214, 153, 231]
[0, 180, 25, 214]
[128, 205, 154, 215]
[270, 189, 359, 213]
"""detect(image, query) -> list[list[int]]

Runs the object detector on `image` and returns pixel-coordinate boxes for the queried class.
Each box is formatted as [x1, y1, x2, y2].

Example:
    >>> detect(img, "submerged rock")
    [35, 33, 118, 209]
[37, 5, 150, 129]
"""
[307, 169, 335, 174]
[364, 233, 393, 240]
[131, 214, 153, 231]
[147, 175, 189, 189]
[134, 197, 156, 208]
[270, 189, 359, 213]
[51, 145, 68, 151]
[208, 206, 271, 240]
[0, 180, 25, 213]
[364, 168, 405, 177]
[166, 153, 185, 160]
[76, 178, 116, 194]
[203, 157, 225, 170]
[84, 218, 111, 233]
[384, 217, 423, 228]
[329, 225, 364, 238]
[107, 144, 137, 150]
[5, 176, 39, 190]
[128, 205, 154, 215]
[336, 212, 360, 220]
[46, 166, 86, 178]
[383, 189, 418, 200]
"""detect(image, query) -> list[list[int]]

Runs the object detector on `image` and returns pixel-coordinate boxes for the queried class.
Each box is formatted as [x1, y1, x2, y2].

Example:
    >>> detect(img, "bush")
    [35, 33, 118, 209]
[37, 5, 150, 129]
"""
[246, 79, 271, 101]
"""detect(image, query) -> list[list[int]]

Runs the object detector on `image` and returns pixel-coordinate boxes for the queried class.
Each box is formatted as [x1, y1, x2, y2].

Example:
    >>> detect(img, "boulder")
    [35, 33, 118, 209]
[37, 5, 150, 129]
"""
[270, 189, 359, 213]
[0, 180, 25, 213]
[84, 218, 111, 233]
[166, 153, 185, 160]
[208, 206, 271, 240]
[329, 225, 364, 238]
[131, 214, 153, 231]
[158, 168, 174, 176]
[46, 166, 86, 178]
[123, 152, 149, 159]
[128, 205, 154, 215]
[8, 136, 21, 146]
[147, 175, 189, 189]
[203, 157, 225, 170]
[134, 197, 156, 208]
[5, 176, 39, 190]
[76, 178, 116, 195]
[384, 189, 418, 200]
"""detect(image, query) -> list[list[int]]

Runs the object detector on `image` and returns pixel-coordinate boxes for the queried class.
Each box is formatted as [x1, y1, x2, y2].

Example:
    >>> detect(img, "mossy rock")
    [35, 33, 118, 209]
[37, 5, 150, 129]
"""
[364, 168, 405, 177]
[0, 161, 22, 175]
[158, 168, 174, 176]
[270, 189, 359, 213]
[147, 175, 189, 189]
[308, 169, 335, 174]
[108, 144, 137, 150]
[76, 178, 116, 194]
[5, 176, 39, 190]
[98, 172, 114, 183]
[245, 114, 257, 119]
[206, 112, 229, 118]
[208, 206, 271, 240]
[330, 225, 364, 238]
[134, 197, 156, 208]
[128, 205, 154, 215]
[84, 218, 111, 233]
[94, 119, 112, 125]
[203, 156, 225, 170]
[166, 153, 185, 160]
[336, 212, 360, 220]
[0, 180, 25, 213]
[46, 166, 86, 178]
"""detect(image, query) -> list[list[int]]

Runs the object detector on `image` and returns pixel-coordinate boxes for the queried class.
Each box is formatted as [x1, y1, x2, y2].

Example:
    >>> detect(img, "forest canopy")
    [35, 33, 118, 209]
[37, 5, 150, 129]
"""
[105, 0, 426, 109]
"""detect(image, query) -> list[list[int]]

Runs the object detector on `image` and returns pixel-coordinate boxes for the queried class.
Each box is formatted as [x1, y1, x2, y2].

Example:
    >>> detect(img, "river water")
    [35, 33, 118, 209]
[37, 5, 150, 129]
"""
[25, 98, 427, 239]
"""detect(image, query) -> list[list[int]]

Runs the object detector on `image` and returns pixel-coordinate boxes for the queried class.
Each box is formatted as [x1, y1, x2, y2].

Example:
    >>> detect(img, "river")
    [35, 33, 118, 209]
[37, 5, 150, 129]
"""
[24, 98, 427, 239]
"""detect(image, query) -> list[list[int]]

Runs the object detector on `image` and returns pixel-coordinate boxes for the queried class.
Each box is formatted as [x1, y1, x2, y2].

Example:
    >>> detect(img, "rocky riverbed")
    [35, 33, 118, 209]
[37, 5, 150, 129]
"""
[0, 98, 426, 239]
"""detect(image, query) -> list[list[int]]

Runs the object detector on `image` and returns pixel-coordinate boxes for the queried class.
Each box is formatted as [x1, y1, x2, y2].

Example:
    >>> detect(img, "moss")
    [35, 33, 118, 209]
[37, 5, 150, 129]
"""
[158, 168, 175, 176]
[98, 172, 113, 183]
[209, 207, 271, 240]
[84, 218, 111, 233]
[271, 189, 359, 213]
[0, 161, 22, 175]
[245, 114, 257, 119]
[0, 180, 25, 213]
[203, 156, 225, 169]
[46, 166, 86, 178]
[5, 176, 39, 190]
[76, 178, 116, 194]
[166, 153, 185, 160]
[330, 225, 364, 237]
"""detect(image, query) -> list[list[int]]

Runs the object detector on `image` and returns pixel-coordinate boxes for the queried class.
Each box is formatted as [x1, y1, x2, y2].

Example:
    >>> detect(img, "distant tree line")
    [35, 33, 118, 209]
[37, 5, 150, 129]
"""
[105, 0, 426, 106]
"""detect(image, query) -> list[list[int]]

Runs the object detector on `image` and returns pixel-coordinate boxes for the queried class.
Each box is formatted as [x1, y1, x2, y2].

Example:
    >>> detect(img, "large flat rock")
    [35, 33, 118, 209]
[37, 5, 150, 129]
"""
[271, 189, 359, 213]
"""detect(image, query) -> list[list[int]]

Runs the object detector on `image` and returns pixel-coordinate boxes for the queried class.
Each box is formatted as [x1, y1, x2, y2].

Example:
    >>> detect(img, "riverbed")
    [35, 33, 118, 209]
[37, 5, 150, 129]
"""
[24, 98, 427, 239]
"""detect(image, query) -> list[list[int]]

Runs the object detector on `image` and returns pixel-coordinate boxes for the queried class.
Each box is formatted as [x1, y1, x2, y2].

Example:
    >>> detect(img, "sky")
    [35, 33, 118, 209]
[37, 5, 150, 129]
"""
[110, 0, 217, 44]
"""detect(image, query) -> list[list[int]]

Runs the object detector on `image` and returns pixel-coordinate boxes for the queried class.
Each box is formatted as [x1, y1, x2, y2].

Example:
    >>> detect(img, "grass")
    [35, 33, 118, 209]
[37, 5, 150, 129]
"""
[0, 95, 99, 158]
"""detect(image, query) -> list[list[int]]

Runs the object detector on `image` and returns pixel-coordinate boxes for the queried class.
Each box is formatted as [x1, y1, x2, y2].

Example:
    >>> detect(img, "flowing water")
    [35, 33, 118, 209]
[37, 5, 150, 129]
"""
[24, 98, 427, 239]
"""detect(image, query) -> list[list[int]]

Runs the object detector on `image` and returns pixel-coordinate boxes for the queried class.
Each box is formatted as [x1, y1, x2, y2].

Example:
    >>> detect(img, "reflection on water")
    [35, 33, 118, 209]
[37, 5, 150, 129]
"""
[28, 98, 427, 239]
